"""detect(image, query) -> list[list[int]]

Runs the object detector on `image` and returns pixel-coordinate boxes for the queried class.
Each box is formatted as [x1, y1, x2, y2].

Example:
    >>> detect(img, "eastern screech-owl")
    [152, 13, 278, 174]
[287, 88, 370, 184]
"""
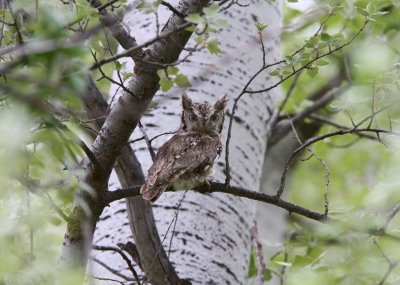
[140, 92, 228, 203]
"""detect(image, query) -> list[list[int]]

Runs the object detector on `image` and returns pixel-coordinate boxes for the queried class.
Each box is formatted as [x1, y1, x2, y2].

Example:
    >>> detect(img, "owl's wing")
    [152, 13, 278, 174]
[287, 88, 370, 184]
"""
[140, 133, 221, 202]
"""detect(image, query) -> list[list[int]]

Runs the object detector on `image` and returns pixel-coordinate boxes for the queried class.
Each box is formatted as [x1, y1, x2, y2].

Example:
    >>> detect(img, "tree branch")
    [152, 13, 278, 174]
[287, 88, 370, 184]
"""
[276, 127, 399, 198]
[106, 182, 328, 221]
[225, 19, 368, 185]
[79, 77, 181, 284]
[107, 127, 400, 225]
[88, 0, 146, 59]
[60, 0, 211, 273]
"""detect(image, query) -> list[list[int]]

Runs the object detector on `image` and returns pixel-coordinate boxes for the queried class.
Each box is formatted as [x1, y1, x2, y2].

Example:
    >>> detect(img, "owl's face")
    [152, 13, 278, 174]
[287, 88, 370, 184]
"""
[180, 93, 228, 135]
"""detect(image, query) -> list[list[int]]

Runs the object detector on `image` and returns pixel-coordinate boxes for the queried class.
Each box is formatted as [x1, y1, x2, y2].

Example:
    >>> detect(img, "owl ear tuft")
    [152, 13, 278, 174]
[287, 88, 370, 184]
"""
[214, 95, 228, 111]
[182, 91, 193, 110]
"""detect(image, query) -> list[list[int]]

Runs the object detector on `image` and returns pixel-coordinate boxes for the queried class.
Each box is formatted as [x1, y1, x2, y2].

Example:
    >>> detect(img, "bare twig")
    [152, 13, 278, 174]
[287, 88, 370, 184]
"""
[374, 240, 400, 285]
[251, 220, 266, 285]
[89, 276, 125, 285]
[90, 22, 192, 69]
[279, 249, 288, 285]
[266, 72, 301, 138]
[138, 121, 156, 161]
[88, 0, 144, 58]
[167, 191, 188, 258]
[288, 118, 330, 215]
[92, 245, 141, 285]
[381, 204, 400, 232]
[309, 114, 378, 141]
[128, 131, 175, 145]
[41, 191, 71, 223]
[92, 256, 134, 281]
[161, 1, 185, 18]
[368, 81, 376, 129]
[78, 139, 103, 171]
[225, 19, 369, 185]
[97, 0, 121, 11]
[276, 127, 399, 198]
[144, 190, 188, 280]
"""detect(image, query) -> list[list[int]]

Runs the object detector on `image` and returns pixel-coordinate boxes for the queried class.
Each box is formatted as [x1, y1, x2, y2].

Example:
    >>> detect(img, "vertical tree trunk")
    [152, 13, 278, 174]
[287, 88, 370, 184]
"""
[93, 0, 283, 283]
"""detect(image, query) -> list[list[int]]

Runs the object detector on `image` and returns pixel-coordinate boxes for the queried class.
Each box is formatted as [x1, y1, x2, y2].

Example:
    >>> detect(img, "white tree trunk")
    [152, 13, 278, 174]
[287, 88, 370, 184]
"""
[93, 0, 282, 283]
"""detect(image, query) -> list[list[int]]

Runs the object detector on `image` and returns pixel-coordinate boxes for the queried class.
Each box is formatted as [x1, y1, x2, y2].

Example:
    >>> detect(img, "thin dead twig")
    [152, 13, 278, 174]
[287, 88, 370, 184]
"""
[93, 245, 141, 285]
[251, 220, 266, 285]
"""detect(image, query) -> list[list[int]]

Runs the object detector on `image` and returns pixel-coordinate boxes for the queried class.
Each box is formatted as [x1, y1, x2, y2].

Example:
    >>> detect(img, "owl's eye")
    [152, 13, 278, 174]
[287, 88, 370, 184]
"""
[189, 114, 197, 121]
[210, 114, 219, 121]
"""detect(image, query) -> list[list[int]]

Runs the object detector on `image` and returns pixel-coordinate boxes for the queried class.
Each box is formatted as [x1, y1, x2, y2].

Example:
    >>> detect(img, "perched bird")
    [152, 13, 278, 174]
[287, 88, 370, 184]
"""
[140, 92, 228, 203]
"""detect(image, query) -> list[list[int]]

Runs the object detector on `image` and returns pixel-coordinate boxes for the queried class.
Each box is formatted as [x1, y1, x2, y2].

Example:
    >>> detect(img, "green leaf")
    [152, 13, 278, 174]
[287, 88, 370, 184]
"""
[157, 69, 166, 78]
[248, 251, 257, 278]
[264, 268, 272, 281]
[122, 71, 134, 81]
[115, 61, 122, 70]
[48, 216, 62, 226]
[285, 55, 294, 64]
[185, 26, 195, 32]
[370, 11, 389, 16]
[366, 2, 376, 14]
[274, 261, 292, 267]
[320, 32, 331, 41]
[207, 39, 221, 55]
[287, 0, 298, 2]
[282, 67, 293, 76]
[255, 22, 267, 32]
[160, 77, 174, 92]
[136, 0, 154, 14]
[194, 35, 206, 44]
[186, 13, 203, 24]
[175, 74, 191, 87]
[292, 255, 312, 268]
[356, 7, 369, 17]
[305, 36, 319, 48]
[206, 26, 217, 33]
[307, 67, 319, 77]
[331, 33, 345, 46]
[167, 66, 179, 75]
[214, 19, 229, 28]
[269, 69, 280, 76]
[152, 0, 162, 9]
[203, 4, 219, 18]
[316, 59, 329, 66]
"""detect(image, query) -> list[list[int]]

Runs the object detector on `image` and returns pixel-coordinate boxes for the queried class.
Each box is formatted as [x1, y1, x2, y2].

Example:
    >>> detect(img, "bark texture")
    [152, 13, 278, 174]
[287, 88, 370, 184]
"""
[59, 0, 210, 277]
[94, 0, 282, 284]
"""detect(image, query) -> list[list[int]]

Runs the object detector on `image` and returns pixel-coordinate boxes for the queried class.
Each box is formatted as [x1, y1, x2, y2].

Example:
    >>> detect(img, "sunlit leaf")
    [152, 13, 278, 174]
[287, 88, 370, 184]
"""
[255, 22, 268, 32]
[207, 39, 221, 55]
[175, 74, 191, 87]
[203, 4, 219, 18]
[186, 13, 203, 24]
[307, 67, 318, 77]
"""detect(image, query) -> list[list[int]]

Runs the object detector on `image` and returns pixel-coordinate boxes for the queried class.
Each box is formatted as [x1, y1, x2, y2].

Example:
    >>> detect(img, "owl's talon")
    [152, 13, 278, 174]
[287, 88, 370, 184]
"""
[207, 180, 212, 190]
[196, 180, 213, 196]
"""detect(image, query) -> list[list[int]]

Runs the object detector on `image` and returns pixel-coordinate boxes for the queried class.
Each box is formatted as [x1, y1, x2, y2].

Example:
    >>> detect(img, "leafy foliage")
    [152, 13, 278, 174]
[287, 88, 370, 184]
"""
[0, 1, 93, 283]
[0, 0, 400, 284]
[257, 1, 400, 284]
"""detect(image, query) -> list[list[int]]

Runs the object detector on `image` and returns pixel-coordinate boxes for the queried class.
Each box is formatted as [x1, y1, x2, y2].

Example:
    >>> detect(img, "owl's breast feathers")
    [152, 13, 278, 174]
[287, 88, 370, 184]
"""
[140, 132, 222, 202]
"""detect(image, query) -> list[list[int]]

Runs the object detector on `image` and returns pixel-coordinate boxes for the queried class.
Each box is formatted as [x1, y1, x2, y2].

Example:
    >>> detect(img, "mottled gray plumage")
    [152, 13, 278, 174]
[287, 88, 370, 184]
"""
[140, 93, 228, 203]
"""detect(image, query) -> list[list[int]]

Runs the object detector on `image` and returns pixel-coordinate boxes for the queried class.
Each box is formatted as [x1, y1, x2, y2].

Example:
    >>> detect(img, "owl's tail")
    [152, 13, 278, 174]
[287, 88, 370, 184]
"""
[140, 182, 168, 203]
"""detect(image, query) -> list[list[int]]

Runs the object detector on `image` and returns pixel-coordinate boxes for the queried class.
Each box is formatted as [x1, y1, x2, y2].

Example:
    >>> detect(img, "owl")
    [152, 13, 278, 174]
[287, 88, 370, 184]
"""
[140, 92, 228, 203]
